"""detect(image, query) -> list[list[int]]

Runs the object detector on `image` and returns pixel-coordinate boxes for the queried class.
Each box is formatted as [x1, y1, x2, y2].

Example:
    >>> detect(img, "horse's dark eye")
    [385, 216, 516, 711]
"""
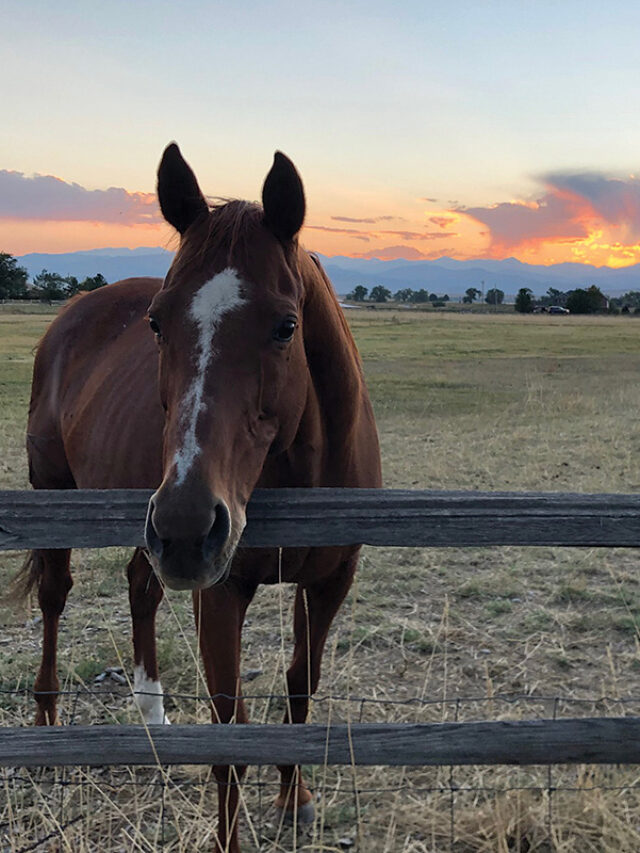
[148, 316, 161, 337]
[273, 317, 297, 343]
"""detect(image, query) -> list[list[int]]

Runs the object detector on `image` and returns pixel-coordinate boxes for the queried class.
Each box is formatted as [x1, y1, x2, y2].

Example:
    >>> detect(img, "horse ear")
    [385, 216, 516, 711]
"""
[262, 152, 306, 242]
[157, 143, 209, 235]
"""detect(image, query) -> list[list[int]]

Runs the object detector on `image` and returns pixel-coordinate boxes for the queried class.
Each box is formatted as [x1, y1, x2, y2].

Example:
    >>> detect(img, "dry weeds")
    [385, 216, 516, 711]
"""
[1, 308, 640, 850]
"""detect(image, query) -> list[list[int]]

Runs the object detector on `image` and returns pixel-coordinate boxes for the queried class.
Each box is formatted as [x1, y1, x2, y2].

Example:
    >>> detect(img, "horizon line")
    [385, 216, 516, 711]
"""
[11, 246, 640, 271]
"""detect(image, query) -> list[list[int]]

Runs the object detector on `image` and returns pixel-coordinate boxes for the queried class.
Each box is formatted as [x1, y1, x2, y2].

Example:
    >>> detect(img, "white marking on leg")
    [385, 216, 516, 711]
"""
[174, 267, 247, 485]
[133, 664, 171, 725]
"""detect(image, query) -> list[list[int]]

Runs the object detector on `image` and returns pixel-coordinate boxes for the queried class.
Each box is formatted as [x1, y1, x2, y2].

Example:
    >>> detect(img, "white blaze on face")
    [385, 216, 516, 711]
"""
[133, 664, 171, 725]
[173, 267, 247, 485]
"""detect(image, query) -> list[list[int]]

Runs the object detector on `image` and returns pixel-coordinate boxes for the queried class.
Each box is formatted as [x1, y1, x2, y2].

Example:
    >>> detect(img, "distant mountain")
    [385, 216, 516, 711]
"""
[317, 255, 640, 298]
[16, 247, 640, 298]
[18, 247, 174, 282]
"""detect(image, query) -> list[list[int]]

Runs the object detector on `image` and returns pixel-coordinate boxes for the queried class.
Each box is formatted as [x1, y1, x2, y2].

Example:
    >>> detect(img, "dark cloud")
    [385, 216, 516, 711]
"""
[544, 172, 640, 231]
[461, 171, 640, 251]
[0, 170, 161, 224]
[421, 197, 438, 204]
[462, 192, 586, 249]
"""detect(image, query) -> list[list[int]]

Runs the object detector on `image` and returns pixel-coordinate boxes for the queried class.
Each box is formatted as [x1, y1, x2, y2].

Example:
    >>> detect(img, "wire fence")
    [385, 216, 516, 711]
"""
[3, 685, 640, 852]
[3, 487, 640, 848]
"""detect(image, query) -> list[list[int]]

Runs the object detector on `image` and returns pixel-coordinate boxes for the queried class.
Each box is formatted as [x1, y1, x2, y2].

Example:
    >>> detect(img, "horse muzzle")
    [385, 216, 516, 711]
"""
[144, 493, 235, 590]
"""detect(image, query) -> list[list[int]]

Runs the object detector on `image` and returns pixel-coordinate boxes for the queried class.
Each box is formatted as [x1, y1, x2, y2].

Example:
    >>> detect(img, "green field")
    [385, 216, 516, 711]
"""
[1, 306, 640, 851]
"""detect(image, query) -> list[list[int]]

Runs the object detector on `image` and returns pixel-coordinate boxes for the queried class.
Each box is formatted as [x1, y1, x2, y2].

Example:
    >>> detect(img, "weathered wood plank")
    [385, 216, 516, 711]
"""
[0, 718, 639, 767]
[1, 488, 640, 551]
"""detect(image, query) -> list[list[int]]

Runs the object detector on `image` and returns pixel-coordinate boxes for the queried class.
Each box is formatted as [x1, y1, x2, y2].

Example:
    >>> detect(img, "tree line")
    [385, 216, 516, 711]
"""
[346, 285, 451, 305]
[346, 284, 507, 306]
[515, 284, 640, 315]
[0, 252, 108, 302]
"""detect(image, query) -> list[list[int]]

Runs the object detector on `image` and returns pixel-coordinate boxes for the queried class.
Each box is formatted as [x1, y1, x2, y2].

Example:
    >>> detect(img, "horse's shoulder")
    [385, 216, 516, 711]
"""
[47, 277, 161, 333]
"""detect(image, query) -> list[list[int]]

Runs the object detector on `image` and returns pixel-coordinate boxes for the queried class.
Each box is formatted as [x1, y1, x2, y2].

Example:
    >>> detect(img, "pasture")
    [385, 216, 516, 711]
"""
[1, 305, 640, 851]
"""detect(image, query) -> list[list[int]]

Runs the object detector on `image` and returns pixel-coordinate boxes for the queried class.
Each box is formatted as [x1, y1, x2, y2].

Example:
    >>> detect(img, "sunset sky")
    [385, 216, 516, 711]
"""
[3, 0, 640, 267]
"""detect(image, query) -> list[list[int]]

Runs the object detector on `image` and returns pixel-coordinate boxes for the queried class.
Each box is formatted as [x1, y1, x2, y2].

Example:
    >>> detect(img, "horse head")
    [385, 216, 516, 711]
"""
[145, 143, 309, 590]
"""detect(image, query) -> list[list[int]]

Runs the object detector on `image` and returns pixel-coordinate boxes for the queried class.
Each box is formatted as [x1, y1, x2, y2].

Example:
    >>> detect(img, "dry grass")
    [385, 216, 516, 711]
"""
[1, 307, 640, 850]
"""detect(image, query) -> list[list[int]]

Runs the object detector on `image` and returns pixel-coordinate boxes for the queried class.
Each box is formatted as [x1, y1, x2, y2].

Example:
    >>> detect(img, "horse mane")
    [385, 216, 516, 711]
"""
[304, 251, 363, 376]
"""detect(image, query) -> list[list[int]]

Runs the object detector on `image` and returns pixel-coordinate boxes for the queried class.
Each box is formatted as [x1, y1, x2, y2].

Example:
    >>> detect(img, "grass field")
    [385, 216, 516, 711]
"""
[1, 306, 640, 851]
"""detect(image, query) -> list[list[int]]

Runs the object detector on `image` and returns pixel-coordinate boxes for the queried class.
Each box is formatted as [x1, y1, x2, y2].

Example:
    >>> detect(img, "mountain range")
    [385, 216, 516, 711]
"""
[17, 247, 640, 299]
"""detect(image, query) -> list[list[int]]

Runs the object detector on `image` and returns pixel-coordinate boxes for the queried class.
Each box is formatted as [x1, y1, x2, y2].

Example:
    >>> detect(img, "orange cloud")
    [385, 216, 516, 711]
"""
[429, 213, 459, 230]
[8, 161, 640, 268]
[305, 224, 371, 242]
[331, 215, 399, 224]
[377, 229, 455, 241]
[354, 245, 430, 260]
[459, 172, 640, 266]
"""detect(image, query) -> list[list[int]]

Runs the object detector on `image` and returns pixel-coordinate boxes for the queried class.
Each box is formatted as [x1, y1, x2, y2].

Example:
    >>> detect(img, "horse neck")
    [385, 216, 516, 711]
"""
[300, 252, 367, 440]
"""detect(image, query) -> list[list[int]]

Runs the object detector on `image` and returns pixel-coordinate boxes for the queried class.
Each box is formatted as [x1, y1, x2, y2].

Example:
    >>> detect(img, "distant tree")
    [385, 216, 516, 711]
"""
[441, 294, 450, 302]
[64, 276, 80, 296]
[428, 293, 439, 303]
[515, 287, 533, 313]
[32, 270, 67, 302]
[0, 252, 28, 300]
[485, 288, 504, 305]
[347, 285, 368, 302]
[394, 288, 414, 303]
[463, 287, 481, 304]
[619, 291, 640, 310]
[79, 273, 108, 292]
[369, 285, 392, 303]
[410, 288, 430, 303]
[566, 285, 606, 314]
[539, 287, 569, 308]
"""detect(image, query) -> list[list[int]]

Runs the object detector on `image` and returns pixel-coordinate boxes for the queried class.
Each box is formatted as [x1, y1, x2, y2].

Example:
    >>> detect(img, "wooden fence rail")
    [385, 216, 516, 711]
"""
[2, 486, 640, 771]
[2, 488, 640, 551]
[1, 718, 639, 768]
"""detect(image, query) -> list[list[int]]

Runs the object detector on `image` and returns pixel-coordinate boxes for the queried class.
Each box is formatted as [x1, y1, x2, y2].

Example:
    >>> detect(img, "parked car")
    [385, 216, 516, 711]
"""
[549, 305, 570, 314]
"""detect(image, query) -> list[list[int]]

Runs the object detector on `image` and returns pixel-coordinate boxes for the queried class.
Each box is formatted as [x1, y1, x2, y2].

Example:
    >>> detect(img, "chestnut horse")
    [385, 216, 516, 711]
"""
[22, 144, 381, 851]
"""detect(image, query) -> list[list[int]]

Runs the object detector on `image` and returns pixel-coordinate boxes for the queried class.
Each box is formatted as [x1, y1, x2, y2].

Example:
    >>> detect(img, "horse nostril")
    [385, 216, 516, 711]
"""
[145, 494, 232, 570]
[144, 499, 164, 559]
[202, 502, 231, 561]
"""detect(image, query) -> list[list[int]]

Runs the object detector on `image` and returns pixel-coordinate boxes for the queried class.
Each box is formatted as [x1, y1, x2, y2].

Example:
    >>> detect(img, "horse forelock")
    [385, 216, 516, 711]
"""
[171, 199, 265, 281]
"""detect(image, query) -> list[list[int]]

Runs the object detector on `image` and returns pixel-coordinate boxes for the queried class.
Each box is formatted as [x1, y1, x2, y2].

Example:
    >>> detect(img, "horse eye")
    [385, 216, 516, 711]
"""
[148, 316, 161, 337]
[273, 317, 297, 343]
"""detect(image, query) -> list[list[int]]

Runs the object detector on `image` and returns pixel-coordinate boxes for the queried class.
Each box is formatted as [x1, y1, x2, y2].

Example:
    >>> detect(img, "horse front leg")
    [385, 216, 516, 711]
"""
[32, 549, 73, 726]
[193, 582, 254, 853]
[276, 553, 358, 824]
[127, 549, 169, 724]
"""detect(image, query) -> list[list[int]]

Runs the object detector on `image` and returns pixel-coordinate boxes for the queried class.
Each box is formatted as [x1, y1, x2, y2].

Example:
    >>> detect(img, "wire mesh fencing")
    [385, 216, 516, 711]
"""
[2, 685, 640, 852]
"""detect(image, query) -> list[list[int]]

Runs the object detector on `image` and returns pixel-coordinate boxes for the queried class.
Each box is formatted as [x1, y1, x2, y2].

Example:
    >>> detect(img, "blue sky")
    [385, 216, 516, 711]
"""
[3, 1, 640, 264]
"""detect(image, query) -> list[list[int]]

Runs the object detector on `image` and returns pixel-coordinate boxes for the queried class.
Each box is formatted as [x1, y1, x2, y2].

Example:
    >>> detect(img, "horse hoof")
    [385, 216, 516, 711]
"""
[276, 798, 315, 826]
